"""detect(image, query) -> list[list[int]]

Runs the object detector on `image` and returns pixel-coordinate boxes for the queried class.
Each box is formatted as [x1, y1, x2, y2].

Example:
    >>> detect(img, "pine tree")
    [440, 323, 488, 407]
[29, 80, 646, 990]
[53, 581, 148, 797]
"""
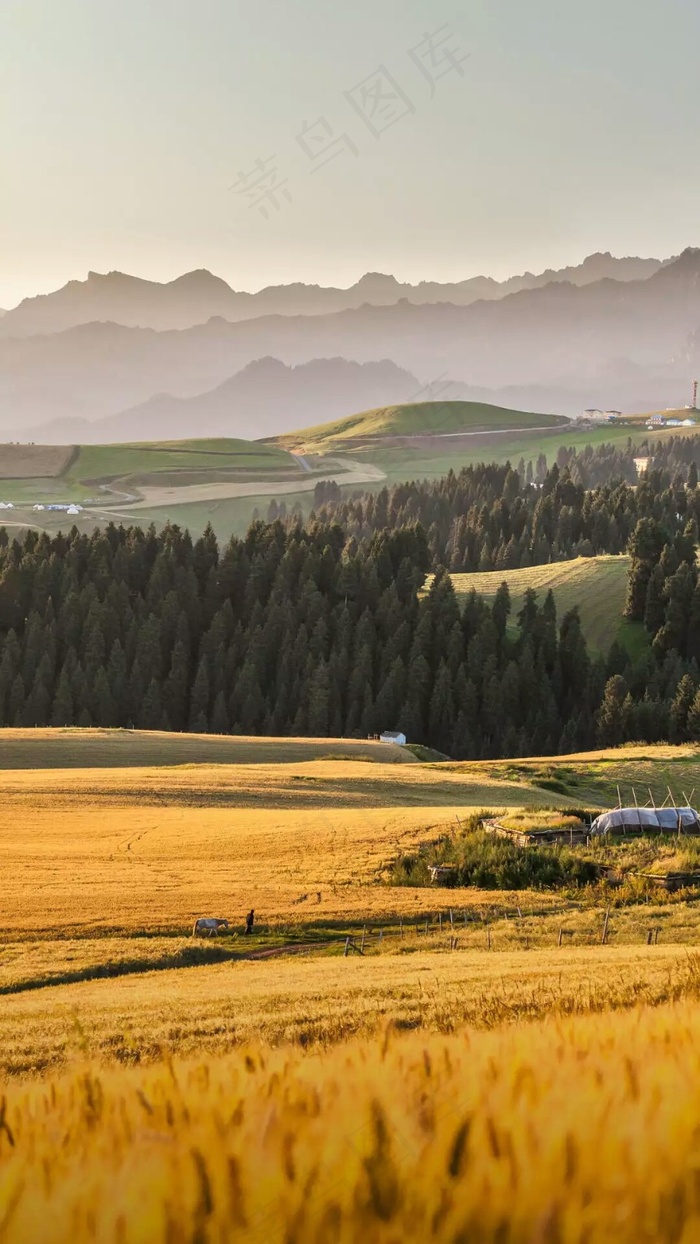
[596, 676, 629, 746]
[51, 664, 74, 727]
[210, 690, 229, 734]
[669, 674, 696, 743]
[625, 519, 668, 621]
[92, 668, 116, 727]
[139, 679, 163, 731]
[307, 659, 331, 735]
[188, 656, 210, 733]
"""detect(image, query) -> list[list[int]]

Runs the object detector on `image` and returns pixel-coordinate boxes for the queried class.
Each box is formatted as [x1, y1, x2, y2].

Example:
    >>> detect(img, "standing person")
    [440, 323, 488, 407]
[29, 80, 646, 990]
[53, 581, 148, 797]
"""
[245, 908, 255, 935]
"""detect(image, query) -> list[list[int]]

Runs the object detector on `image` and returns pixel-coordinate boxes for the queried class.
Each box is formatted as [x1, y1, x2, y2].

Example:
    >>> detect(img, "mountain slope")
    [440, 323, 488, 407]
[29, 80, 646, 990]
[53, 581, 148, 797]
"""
[0, 253, 667, 336]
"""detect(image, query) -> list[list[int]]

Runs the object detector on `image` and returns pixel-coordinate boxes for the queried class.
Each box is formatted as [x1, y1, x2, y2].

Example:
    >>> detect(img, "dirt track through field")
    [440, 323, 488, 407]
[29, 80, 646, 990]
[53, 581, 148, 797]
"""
[98, 457, 386, 510]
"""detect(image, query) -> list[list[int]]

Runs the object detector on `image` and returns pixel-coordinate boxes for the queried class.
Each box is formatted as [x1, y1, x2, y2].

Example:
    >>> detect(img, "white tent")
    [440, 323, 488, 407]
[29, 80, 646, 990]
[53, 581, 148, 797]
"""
[591, 806, 700, 835]
[66, 505, 81, 515]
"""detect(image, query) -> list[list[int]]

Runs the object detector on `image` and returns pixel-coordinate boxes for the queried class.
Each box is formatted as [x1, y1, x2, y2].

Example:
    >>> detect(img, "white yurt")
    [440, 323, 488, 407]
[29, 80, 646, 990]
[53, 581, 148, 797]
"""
[591, 806, 700, 835]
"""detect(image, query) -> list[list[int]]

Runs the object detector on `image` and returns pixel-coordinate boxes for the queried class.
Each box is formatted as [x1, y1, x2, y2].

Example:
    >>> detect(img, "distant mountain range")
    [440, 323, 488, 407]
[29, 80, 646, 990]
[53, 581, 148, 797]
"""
[21, 358, 431, 444]
[0, 253, 669, 337]
[1, 248, 699, 436]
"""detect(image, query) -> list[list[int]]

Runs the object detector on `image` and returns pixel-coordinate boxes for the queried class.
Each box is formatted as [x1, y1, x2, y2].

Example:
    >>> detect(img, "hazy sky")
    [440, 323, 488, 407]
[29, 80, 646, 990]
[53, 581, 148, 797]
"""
[2, 0, 699, 308]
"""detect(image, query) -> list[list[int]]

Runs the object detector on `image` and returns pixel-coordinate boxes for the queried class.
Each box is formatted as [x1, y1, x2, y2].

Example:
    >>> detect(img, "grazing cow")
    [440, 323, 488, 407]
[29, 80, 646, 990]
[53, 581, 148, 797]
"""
[192, 917, 229, 938]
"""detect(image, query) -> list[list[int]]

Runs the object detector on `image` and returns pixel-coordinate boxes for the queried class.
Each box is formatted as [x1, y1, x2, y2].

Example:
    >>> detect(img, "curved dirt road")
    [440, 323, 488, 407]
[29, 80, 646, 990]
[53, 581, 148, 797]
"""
[98, 457, 387, 511]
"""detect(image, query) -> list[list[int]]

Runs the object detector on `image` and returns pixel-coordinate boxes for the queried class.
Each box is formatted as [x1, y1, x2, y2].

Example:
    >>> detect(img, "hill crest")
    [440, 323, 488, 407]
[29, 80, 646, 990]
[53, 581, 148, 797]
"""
[271, 399, 568, 451]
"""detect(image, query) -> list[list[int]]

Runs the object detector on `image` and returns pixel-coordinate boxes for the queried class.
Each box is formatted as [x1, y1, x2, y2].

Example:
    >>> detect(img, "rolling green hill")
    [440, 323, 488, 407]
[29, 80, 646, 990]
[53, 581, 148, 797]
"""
[272, 400, 569, 452]
[72, 438, 295, 481]
[0, 437, 302, 510]
[438, 555, 645, 656]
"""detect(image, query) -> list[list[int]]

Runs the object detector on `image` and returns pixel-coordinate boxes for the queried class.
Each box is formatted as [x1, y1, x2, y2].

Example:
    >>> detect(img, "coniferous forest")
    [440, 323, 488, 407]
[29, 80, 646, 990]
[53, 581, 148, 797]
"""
[1, 441, 700, 757]
[307, 437, 700, 571]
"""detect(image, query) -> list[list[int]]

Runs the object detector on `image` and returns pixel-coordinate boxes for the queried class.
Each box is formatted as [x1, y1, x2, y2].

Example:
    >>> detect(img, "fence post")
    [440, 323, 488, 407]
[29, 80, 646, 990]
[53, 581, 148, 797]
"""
[487, 926, 492, 951]
[438, 913, 443, 933]
[601, 910, 610, 945]
[558, 927, 564, 948]
[400, 918, 404, 938]
[344, 937, 351, 957]
[425, 920, 429, 935]
[361, 926, 366, 953]
[449, 908, 454, 929]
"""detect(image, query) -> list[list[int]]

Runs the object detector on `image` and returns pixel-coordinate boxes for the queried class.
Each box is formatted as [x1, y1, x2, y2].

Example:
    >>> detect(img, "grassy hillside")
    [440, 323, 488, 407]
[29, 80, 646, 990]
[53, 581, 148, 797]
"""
[3, 417, 700, 540]
[339, 419, 700, 488]
[442, 554, 644, 655]
[0, 437, 303, 511]
[0, 443, 76, 479]
[72, 438, 294, 481]
[0, 727, 416, 769]
[272, 400, 568, 451]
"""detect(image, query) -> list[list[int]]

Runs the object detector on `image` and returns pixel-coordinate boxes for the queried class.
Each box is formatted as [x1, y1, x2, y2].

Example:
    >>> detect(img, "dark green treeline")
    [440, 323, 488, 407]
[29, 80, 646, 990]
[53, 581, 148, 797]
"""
[0, 520, 605, 758]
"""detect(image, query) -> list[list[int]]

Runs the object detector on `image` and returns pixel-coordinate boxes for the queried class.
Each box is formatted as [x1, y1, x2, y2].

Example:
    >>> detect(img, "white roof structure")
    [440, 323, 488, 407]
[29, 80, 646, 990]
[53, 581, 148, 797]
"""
[591, 806, 699, 836]
[66, 505, 81, 515]
[380, 730, 407, 744]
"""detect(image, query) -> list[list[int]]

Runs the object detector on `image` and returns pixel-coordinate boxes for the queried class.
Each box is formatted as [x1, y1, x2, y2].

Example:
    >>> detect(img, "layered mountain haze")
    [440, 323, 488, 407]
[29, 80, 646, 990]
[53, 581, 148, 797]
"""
[22, 358, 427, 444]
[1, 248, 698, 436]
[0, 253, 668, 337]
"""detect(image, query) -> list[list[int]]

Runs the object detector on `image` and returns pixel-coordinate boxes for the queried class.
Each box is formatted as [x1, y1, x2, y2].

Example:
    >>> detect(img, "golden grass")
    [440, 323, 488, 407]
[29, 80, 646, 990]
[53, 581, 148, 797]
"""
[0, 727, 418, 768]
[6, 994, 700, 1241]
[0, 756, 577, 936]
[0, 945, 691, 1076]
[6, 733, 700, 1236]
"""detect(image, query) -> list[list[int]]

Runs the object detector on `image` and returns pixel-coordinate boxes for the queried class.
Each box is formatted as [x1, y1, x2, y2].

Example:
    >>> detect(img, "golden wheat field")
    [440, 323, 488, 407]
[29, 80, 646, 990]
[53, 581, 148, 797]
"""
[5, 730, 700, 1241]
[6, 997, 700, 1242]
[0, 747, 573, 937]
[2, 945, 693, 1075]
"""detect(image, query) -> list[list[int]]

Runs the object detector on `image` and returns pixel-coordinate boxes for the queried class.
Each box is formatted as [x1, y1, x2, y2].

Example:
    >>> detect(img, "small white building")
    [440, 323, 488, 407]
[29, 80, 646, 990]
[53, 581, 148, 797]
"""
[380, 730, 407, 746]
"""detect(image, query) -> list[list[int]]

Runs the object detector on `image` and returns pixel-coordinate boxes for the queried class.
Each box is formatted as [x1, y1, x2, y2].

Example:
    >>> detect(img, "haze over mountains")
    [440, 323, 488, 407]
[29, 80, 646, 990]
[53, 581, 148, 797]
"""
[0, 253, 668, 337]
[24, 358, 431, 444]
[1, 248, 698, 440]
